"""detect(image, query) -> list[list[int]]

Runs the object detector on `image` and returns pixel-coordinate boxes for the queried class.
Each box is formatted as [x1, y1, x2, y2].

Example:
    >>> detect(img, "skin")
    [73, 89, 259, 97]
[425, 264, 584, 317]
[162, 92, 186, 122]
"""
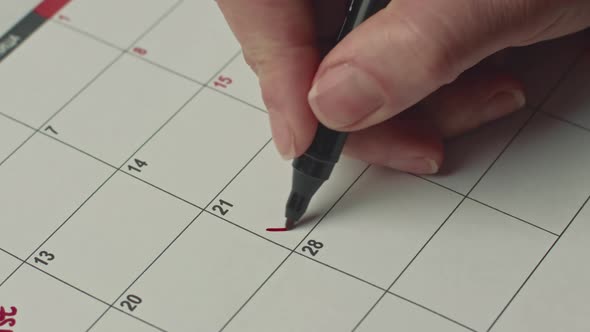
[216, 0, 590, 174]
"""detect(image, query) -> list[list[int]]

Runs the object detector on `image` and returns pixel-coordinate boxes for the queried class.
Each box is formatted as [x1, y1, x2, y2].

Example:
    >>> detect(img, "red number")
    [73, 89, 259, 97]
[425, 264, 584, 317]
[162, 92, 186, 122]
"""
[58, 14, 70, 21]
[133, 47, 147, 56]
[214, 75, 233, 89]
[0, 306, 17, 329]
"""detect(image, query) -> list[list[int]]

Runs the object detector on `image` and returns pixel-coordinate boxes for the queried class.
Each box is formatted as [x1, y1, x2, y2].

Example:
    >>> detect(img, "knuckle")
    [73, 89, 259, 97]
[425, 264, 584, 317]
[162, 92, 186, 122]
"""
[385, 8, 461, 86]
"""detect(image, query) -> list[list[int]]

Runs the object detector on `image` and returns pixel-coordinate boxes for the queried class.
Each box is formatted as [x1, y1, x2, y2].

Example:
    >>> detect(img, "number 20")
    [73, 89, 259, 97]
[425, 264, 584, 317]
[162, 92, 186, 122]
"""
[120, 295, 142, 312]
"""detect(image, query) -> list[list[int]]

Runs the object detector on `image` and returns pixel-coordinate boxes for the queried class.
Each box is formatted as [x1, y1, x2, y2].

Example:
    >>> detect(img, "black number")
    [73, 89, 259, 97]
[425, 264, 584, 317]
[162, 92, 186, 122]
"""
[301, 240, 324, 257]
[34, 251, 55, 265]
[120, 294, 142, 312]
[128, 158, 148, 172]
[212, 199, 234, 216]
[44, 125, 58, 135]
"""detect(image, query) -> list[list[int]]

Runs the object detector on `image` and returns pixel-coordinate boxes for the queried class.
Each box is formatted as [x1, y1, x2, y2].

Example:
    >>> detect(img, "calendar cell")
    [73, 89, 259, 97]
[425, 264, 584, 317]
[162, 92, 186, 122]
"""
[132, 88, 270, 208]
[471, 113, 590, 234]
[544, 55, 590, 129]
[492, 200, 590, 332]
[392, 200, 555, 332]
[123, 213, 287, 332]
[92, 309, 160, 332]
[0, 135, 111, 258]
[0, 0, 40, 34]
[503, 30, 589, 108]
[0, 21, 119, 127]
[135, 0, 239, 82]
[425, 108, 531, 194]
[357, 293, 470, 332]
[298, 167, 461, 288]
[0, 251, 19, 284]
[209, 54, 266, 110]
[0, 116, 32, 162]
[31, 172, 198, 303]
[224, 254, 381, 332]
[55, 0, 177, 48]
[210, 142, 367, 249]
[0, 264, 106, 332]
[48, 54, 198, 166]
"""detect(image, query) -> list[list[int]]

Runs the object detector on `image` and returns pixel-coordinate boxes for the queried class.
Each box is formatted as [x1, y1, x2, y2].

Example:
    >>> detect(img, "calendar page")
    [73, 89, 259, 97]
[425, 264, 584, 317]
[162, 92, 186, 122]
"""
[0, 1, 589, 331]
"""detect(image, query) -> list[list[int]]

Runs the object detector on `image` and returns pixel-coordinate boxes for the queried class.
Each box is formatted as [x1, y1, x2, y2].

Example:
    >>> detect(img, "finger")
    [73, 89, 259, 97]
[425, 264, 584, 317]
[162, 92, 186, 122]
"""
[419, 68, 526, 138]
[216, 0, 319, 159]
[344, 118, 443, 174]
[308, 0, 590, 131]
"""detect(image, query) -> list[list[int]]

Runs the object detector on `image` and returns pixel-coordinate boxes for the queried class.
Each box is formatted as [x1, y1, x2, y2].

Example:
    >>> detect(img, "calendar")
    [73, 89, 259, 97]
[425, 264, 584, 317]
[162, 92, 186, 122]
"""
[0, 0, 589, 331]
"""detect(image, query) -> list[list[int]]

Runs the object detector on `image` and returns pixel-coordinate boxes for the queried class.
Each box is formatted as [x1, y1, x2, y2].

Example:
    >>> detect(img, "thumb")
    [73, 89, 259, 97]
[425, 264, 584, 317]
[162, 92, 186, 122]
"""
[308, 0, 590, 131]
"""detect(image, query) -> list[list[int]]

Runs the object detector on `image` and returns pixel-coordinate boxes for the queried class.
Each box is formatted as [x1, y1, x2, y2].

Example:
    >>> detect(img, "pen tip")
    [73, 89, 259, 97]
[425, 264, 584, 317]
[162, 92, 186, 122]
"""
[285, 219, 295, 230]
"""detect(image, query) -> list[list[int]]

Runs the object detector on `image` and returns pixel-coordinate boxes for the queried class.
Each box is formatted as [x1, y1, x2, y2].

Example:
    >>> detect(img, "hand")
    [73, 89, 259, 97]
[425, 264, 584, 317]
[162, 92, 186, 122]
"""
[217, 0, 590, 174]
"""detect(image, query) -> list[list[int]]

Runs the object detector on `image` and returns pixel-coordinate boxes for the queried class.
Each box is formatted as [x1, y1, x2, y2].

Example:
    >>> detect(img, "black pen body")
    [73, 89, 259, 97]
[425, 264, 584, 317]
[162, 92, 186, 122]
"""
[285, 0, 390, 225]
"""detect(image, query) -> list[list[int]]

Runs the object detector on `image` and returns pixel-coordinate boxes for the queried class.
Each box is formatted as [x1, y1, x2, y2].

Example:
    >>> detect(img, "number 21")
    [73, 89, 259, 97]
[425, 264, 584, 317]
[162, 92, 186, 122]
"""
[212, 199, 233, 216]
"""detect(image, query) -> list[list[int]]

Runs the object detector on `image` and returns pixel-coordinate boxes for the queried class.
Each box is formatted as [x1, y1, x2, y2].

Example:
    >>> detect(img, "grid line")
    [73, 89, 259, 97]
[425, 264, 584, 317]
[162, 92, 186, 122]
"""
[351, 44, 589, 332]
[85, 139, 270, 331]
[84, 48, 261, 331]
[218, 165, 371, 331]
[487, 194, 590, 331]
[0, 247, 168, 332]
[0, 3, 588, 332]
[387, 291, 479, 332]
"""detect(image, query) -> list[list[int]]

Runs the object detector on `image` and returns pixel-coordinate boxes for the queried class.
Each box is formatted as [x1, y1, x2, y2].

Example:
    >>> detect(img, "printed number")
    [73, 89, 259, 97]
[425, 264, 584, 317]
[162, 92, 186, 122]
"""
[128, 159, 148, 172]
[133, 47, 147, 56]
[57, 14, 70, 22]
[44, 125, 58, 135]
[212, 199, 233, 216]
[301, 240, 323, 257]
[213, 75, 233, 89]
[0, 306, 17, 329]
[120, 295, 142, 312]
[33, 251, 55, 266]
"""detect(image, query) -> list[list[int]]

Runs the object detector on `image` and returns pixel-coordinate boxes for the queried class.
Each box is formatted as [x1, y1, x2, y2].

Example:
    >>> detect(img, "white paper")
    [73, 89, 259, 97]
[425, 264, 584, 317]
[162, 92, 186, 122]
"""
[0, 1, 589, 331]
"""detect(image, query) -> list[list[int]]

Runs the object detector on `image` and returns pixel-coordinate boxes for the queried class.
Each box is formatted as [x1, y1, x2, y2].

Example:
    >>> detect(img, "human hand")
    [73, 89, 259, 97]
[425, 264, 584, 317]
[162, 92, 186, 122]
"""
[217, 0, 590, 174]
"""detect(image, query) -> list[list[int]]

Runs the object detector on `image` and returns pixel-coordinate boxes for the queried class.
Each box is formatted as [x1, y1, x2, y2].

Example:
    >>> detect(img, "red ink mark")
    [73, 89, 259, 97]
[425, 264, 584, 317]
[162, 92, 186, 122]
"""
[57, 14, 70, 21]
[133, 47, 147, 56]
[266, 227, 289, 232]
[0, 306, 17, 331]
[34, 0, 71, 19]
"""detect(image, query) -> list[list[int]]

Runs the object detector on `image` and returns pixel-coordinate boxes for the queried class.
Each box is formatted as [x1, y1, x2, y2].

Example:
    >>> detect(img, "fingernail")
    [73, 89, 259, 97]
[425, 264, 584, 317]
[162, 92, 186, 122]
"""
[395, 157, 439, 174]
[268, 109, 295, 160]
[309, 64, 385, 129]
[482, 90, 526, 119]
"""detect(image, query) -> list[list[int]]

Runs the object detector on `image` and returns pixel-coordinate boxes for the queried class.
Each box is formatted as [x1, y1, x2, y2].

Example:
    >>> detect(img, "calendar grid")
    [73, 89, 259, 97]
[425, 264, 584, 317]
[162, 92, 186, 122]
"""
[0, 106, 479, 331]
[0, 248, 169, 332]
[386, 291, 479, 332]
[84, 134, 270, 331]
[51, 17, 123, 52]
[55, 18, 269, 117]
[465, 197, 559, 236]
[53, 15, 269, 115]
[351, 188, 467, 331]
[0, 0, 186, 291]
[542, 110, 590, 134]
[1, 2, 588, 331]
[414, 173, 560, 236]
[487, 193, 590, 331]
[218, 165, 371, 331]
[352, 46, 588, 332]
